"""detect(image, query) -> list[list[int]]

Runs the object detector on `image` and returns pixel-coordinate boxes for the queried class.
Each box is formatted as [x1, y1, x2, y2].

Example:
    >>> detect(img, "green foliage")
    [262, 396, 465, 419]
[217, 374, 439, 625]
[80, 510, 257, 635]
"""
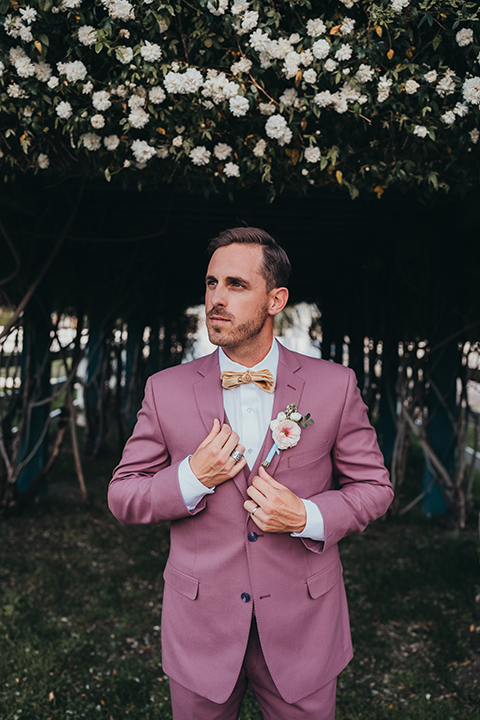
[0, 0, 480, 198]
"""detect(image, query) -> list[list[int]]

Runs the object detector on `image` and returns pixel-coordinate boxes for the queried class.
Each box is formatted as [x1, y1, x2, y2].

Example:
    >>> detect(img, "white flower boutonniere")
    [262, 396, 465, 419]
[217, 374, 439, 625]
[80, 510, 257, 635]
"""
[262, 403, 315, 467]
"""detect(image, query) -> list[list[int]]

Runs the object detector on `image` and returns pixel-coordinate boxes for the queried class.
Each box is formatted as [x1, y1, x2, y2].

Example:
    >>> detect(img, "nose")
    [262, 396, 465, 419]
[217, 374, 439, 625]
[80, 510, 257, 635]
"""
[210, 282, 227, 307]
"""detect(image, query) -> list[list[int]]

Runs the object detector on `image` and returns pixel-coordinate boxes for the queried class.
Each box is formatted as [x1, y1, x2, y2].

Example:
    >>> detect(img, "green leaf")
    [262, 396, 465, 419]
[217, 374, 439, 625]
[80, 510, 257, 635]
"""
[95, 43, 103, 54]
[432, 35, 442, 51]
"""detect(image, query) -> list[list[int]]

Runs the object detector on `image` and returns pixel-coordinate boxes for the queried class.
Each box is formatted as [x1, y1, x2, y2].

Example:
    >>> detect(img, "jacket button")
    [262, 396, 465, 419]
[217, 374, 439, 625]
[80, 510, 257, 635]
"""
[241, 592, 251, 603]
[248, 531, 258, 542]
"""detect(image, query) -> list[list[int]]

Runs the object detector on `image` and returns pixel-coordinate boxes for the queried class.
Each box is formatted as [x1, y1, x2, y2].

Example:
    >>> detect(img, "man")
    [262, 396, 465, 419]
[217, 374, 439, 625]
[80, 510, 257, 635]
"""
[108, 227, 393, 719]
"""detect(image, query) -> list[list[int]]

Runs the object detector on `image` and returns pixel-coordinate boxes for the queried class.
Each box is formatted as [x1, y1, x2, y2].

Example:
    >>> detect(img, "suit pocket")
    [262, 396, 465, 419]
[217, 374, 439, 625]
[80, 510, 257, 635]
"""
[164, 563, 199, 600]
[287, 442, 330, 469]
[306, 560, 343, 599]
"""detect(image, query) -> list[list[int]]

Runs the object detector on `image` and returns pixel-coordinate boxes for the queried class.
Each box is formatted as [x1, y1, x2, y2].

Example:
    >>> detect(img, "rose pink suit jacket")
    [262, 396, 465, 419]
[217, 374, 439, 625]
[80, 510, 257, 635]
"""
[108, 344, 393, 704]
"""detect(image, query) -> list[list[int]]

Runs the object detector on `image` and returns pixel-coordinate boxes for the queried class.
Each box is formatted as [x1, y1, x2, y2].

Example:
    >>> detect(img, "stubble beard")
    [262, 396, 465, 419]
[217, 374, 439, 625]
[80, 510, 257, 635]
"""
[206, 304, 269, 350]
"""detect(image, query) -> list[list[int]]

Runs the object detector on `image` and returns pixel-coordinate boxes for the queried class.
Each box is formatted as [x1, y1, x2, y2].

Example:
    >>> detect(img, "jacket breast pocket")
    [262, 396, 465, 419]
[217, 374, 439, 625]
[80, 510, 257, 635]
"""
[306, 560, 343, 599]
[164, 563, 199, 600]
[287, 441, 331, 469]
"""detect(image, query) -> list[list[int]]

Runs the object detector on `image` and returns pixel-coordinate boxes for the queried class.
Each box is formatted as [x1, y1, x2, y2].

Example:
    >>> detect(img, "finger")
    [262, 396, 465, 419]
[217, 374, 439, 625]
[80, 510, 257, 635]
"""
[222, 430, 241, 458]
[229, 443, 245, 462]
[230, 455, 248, 477]
[197, 418, 221, 448]
[243, 499, 259, 514]
[258, 465, 278, 485]
[247, 485, 266, 505]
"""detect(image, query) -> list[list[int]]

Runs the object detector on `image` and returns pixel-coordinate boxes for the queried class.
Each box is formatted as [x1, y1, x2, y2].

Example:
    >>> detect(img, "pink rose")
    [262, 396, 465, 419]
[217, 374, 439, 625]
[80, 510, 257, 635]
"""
[270, 419, 302, 450]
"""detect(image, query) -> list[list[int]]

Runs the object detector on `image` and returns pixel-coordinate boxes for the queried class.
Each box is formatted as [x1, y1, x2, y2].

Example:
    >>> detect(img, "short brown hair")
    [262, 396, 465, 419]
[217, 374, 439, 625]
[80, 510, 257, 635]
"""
[206, 227, 291, 292]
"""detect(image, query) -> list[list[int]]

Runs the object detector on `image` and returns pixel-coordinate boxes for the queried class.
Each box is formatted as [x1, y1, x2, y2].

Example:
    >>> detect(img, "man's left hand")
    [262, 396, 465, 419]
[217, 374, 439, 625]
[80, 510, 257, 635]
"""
[243, 466, 307, 533]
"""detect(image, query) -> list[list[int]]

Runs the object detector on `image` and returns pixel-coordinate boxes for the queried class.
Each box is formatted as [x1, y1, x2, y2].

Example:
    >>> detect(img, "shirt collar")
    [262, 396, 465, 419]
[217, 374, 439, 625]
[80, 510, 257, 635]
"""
[218, 339, 279, 384]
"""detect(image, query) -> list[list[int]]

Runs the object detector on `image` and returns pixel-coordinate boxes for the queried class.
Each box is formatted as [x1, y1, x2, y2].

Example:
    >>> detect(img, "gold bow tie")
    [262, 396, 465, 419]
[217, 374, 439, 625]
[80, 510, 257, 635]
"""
[220, 369, 275, 394]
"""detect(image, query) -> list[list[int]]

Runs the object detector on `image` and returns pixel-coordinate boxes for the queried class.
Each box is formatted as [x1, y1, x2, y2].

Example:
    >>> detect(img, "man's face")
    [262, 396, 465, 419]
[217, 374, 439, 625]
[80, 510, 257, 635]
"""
[205, 244, 271, 352]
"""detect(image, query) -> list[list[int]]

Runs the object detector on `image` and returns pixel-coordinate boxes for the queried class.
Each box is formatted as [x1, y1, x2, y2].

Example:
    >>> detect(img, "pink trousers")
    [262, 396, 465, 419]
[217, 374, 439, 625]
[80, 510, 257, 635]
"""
[169, 619, 337, 720]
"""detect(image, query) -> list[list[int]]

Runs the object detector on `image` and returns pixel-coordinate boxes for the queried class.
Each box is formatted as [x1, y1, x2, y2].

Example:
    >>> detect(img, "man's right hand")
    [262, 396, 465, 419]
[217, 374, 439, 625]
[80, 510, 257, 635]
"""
[190, 419, 247, 488]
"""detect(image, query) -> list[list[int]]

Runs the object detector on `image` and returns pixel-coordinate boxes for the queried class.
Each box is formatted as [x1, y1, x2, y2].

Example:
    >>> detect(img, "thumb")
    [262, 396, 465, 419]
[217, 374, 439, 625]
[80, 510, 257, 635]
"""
[258, 465, 275, 484]
[198, 418, 221, 448]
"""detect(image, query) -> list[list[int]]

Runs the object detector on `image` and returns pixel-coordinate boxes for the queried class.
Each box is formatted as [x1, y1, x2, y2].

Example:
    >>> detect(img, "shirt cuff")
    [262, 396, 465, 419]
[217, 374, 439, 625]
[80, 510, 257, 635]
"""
[291, 499, 325, 541]
[178, 456, 215, 511]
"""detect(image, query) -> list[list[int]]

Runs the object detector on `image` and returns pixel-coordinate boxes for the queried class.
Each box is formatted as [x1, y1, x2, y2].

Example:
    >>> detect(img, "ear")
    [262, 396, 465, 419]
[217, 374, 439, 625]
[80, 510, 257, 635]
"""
[267, 286, 289, 316]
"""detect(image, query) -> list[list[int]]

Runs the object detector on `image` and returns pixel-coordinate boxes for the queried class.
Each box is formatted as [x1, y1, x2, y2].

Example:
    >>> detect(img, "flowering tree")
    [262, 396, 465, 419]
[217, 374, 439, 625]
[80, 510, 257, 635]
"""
[1, 0, 479, 197]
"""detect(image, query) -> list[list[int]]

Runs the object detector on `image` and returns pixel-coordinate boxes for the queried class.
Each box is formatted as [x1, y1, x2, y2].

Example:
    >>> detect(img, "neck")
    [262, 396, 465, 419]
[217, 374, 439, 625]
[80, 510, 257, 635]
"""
[221, 335, 274, 368]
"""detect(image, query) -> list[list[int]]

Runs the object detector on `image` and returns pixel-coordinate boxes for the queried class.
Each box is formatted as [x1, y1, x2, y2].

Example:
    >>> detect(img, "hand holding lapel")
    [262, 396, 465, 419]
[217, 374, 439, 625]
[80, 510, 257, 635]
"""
[244, 466, 307, 534]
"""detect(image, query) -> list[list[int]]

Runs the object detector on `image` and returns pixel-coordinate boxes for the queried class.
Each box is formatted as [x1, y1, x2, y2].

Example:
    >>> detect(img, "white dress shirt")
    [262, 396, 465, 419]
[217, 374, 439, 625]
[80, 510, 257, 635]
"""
[178, 340, 325, 541]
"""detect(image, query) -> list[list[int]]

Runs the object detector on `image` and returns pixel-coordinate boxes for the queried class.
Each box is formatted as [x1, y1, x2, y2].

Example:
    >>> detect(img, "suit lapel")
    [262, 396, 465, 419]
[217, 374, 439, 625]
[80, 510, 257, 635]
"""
[247, 343, 305, 482]
[193, 350, 248, 499]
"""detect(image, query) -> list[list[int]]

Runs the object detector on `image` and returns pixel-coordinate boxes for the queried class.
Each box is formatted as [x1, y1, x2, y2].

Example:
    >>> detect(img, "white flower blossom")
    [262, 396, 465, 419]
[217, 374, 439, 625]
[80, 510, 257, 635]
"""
[304, 146, 321, 163]
[157, 145, 169, 158]
[164, 68, 204, 94]
[149, 86, 166, 104]
[131, 139, 156, 163]
[58, 60, 87, 83]
[340, 18, 356, 35]
[456, 28, 474, 47]
[19, 25, 33, 42]
[78, 25, 97, 46]
[441, 110, 455, 125]
[454, 102, 469, 116]
[104, 135, 120, 150]
[83, 81, 94, 94]
[339, 0, 359, 6]
[312, 39, 330, 60]
[303, 69, 317, 83]
[229, 95, 249, 116]
[391, 0, 409, 10]
[462, 76, 480, 105]
[405, 79, 419, 94]
[189, 146, 211, 165]
[213, 143, 232, 160]
[231, 57, 252, 75]
[115, 46, 134, 64]
[128, 94, 145, 109]
[424, 70, 437, 83]
[470, 128, 479, 144]
[314, 90, 333, 107]
[7, 83, 23, 98]
[91, 114, 105, 129]
[436, 70, 456, 97]
[324, 59, 338, 72]
[140, 41, 162, 62]
[47, 76, 59, 89]
[34, 61, 52, 82]
[207, 0, 228, 15]
[253, 138, 267, 156]
[102, 0, 134, 21]
[283, 51, 301, 79]
[413, 125, 428, 138]
[240, 11, 258, 33]
[224, 161, 240, 177]
[335, 44, 353, 62]
[128, 107, 150, 128]
[231, 0, 248, 14]
[92, 90, 111, 111]
[259, 103, 276, 115]
[265, 114, 292, 145]
[249, 29, 271, 54]
[355, 64, 374, 83]
[172, 135, 183, 147]
[377, 75, 393, 102]
[20, 6, 37, 23]
[119, 28, 130, 38]
[56, 100, 73, 119]
[280, 88, 297, 107]
[37, 153, 49, 169]
[306, 19, 326, 37]
[83, 133, 102, 150]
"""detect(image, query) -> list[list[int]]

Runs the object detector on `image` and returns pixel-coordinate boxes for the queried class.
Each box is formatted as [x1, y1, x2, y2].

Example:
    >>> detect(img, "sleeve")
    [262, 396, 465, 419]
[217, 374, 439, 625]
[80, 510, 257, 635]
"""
[108, 377, 208, 525]
[291, 499, 325, 541]
[301, 368, 394, 555]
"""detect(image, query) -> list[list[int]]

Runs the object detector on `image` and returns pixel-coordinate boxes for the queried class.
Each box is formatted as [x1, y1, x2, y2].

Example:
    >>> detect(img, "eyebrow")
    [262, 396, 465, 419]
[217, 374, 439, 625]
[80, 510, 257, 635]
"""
[205, 274, 252, 288]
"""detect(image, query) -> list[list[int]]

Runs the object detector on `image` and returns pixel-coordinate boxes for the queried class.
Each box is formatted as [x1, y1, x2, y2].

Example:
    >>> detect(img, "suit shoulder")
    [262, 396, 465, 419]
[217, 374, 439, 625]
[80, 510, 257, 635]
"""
[282, 346, 356, 382]
[146, 352, 216, 387]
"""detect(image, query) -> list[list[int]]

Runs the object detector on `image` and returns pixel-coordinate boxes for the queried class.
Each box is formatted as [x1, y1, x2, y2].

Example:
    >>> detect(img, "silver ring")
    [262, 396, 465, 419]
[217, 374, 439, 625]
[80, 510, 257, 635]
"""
[251, 506, 259, 517]
[230, 449, 244, 463]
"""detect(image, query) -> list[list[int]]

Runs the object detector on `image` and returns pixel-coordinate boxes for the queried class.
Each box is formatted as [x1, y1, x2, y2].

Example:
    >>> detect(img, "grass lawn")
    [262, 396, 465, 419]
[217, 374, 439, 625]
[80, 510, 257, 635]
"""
[0, 438, 479, 719]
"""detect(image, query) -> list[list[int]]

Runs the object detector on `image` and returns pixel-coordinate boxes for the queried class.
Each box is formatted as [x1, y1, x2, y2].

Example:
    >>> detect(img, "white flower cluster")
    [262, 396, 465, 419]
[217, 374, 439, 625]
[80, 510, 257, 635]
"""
[140, 41, 162, 62]
[314, 81, 367, 114]
[9, 46, 52, 82]
[377, 75, 393, 103]
[249, 29, 312, 77]
[115, 46, 134, 64]
[391, 0, 410, 11]
[231, 57, 252, 75]
[4, 6, 37, 43]
[57, 60, 87, 83]
[100, 0, 134, 22]
[463, 77, 480, 105]
[78, 25, 97, 46]
[132, 139, 156, 163]
[456, 29, 474, 47]
[202, 71, 239, 103]
[164, 68, 203, 94]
